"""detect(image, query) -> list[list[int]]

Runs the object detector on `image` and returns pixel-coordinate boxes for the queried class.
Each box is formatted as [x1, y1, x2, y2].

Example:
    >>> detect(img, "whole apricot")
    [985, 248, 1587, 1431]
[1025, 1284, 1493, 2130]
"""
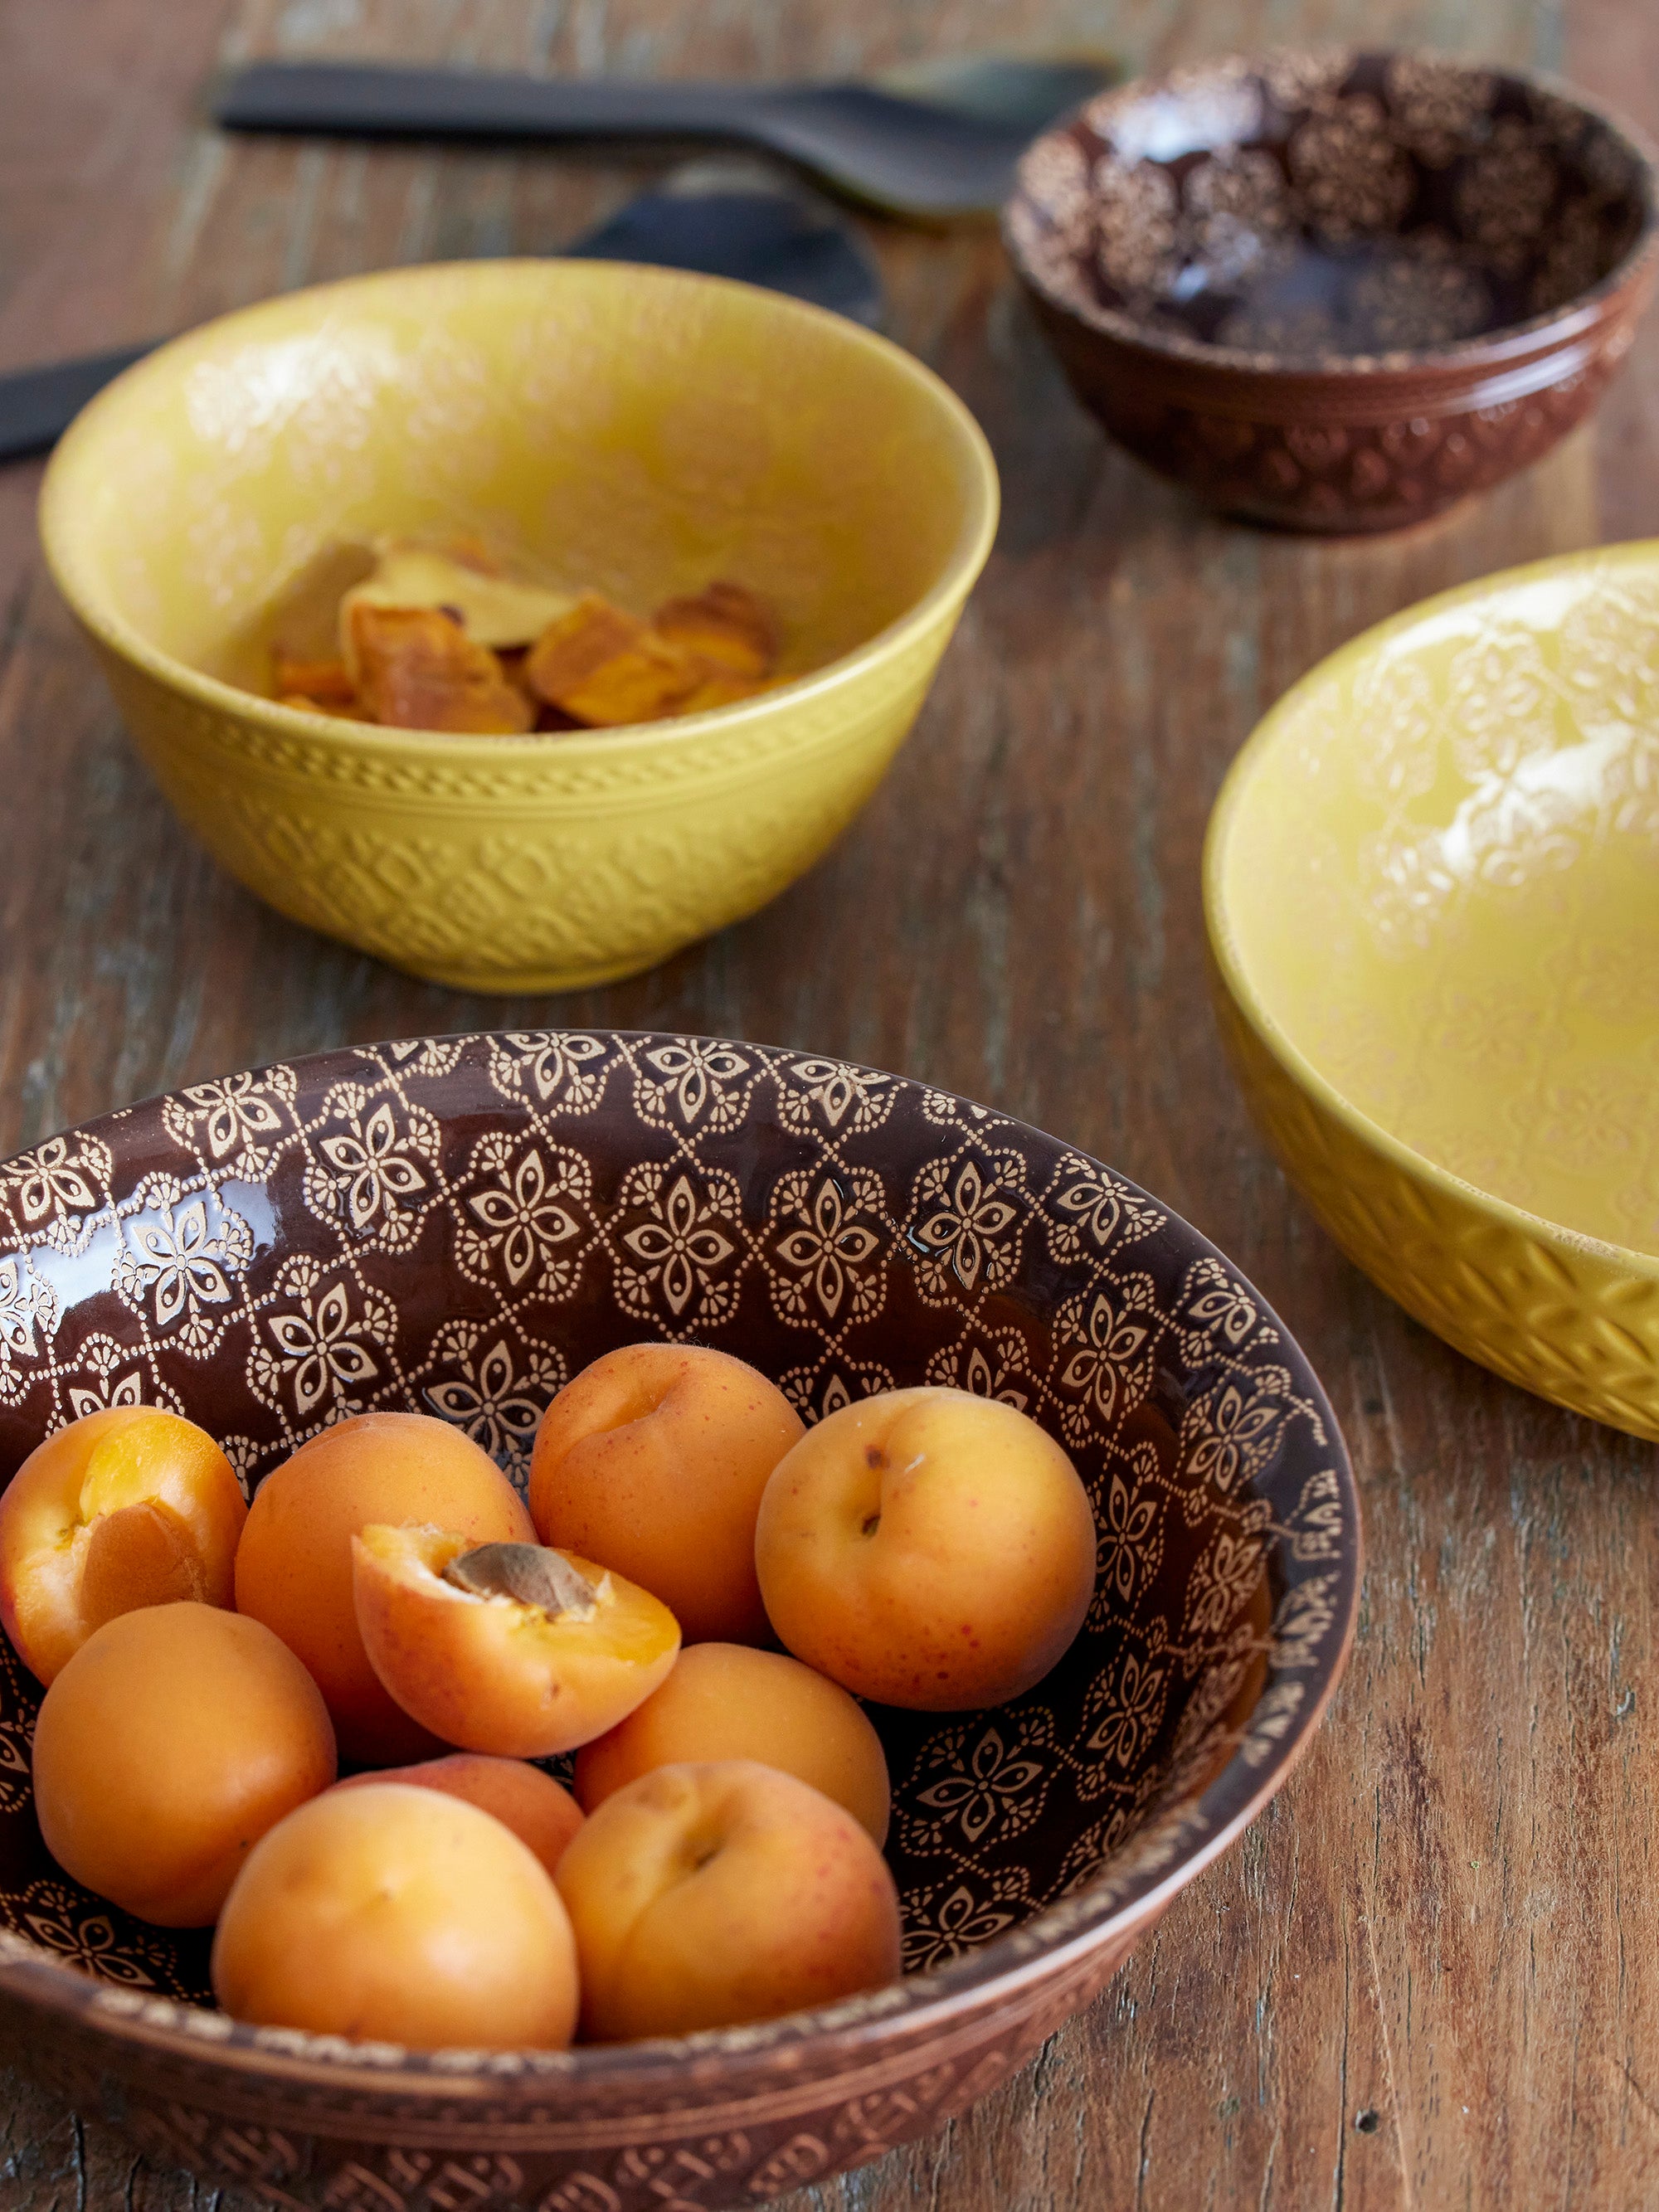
[576, 1643, 890, 1845]
[212, 1782, 578, 2049]
[528, 1344, 804, 1643]
[755, 1387, 1096, 1709]
[331, 1753, 583, 1877]
[0, 1408, 246, 1685]
[32, 1602, 336, 1926]
[234, 1412, 535, 1762]
[353, 1526, 679, 1757]
[556, 1759, 901, 2040]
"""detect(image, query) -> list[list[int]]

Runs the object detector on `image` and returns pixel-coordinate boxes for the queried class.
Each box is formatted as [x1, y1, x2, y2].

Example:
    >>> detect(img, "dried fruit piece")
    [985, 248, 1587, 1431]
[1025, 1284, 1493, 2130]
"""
[525, 594, 701, 727]
[677, 671, 777, 714]
[271, 653, 357, 702]
[341, 537, 574, 653]
[348, 604, 534, 735]
[653, 581, 779, 678]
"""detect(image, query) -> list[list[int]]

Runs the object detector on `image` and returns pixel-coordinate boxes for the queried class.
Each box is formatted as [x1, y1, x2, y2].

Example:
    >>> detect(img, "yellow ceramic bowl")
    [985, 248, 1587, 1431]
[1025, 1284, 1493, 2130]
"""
[1206, 542, 1659, 1439]
[39, 260, 998, 991]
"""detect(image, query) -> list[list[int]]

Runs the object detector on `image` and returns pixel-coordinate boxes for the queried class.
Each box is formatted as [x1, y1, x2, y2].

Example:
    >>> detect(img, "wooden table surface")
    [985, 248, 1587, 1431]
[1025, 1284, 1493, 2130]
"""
[2, 0, 1657, 2207]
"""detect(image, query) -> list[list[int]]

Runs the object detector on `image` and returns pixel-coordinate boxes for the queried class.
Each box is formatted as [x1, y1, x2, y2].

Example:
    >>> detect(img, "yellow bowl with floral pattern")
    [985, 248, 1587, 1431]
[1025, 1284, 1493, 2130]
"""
[38, 260, 998, 992]
[1206, 541, 1659, 1438]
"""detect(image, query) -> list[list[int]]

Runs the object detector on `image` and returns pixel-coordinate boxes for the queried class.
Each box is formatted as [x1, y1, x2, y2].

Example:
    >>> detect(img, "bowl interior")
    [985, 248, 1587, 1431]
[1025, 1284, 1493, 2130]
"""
[1211, 544, 1659, 1258]
[45, 260, 987, 699]
[0, 1035, 1351, 2017]
[1012, 51, 1652, 359]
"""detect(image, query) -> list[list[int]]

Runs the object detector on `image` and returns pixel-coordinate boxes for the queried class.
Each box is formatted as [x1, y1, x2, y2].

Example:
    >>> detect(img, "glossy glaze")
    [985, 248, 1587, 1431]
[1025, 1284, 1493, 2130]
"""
[1006, 51, 1658, 531]
[0, 1033, 1357, 2207]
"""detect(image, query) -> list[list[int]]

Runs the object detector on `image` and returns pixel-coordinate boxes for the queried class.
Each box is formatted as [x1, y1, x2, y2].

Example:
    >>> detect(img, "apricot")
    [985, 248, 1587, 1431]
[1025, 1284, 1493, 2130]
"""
[576, 1643, 890, 1845]
[755, 1386, 1097, 1710]
[32, 1602, 335, 1926]
[556, 1760, 901, 2040]
[529, 1344, 805, 1644]
[235, 1412, 535, 1763]
[353, 1526, 679, 1757]
[347, 602, 533, 733]
[331, 1753, 583, 1878]
[212, 1782, 578, 2049]
[652, 581, 779, 678]
[0, 1408, 246, 1686]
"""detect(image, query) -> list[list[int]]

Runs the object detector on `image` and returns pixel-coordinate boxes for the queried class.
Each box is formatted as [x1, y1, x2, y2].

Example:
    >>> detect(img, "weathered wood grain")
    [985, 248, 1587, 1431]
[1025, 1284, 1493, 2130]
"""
[1, 0, 1657, 2206]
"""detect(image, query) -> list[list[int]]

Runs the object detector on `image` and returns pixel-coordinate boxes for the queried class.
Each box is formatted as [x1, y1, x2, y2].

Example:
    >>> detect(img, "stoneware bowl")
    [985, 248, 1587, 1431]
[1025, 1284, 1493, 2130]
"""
[1005, 50, 1658, 531]
[0, 1033, 1357, 2208]
[1207, 540, 1659, 1437]
[37, 262, 998, 993]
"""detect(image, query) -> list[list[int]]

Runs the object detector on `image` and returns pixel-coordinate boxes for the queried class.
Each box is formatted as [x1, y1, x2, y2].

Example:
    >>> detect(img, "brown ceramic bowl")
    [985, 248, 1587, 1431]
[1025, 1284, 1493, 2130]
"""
[1005, 50, 1659, 531]
[0, 1033, 1358, 2208]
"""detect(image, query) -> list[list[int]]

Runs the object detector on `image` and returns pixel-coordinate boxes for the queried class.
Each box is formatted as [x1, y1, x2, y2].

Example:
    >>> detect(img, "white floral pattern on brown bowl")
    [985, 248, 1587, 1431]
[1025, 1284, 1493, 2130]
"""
[0, 1033, 1359, 2209]
[1005, 51, 1658, 530]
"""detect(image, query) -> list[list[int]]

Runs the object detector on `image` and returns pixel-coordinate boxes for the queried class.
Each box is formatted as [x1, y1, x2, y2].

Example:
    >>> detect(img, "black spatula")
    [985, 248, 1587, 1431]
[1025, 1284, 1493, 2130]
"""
[212, 50, 1118, 223]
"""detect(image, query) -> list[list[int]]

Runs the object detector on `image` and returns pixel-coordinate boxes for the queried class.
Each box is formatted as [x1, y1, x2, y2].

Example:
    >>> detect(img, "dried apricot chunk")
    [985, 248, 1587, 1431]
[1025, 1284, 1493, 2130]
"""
[677, 671, 775, 714]
[653, 581, 779, 678]
[525, 594, 700, 727]
[272, 653, 358, 702]
[348, 603, 533, 734]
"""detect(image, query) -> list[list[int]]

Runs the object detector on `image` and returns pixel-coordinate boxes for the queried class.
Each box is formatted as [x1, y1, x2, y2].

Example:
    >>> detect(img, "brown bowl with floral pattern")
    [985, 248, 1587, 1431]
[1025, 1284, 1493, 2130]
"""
[0, 1033, 1358, 2209]
[1005, 51, 1658, 531]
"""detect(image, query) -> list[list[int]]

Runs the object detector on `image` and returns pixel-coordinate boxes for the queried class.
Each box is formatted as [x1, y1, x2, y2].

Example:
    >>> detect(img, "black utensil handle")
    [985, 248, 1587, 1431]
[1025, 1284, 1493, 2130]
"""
[0, 343, 156, 463]
[214, 61, 753, 143]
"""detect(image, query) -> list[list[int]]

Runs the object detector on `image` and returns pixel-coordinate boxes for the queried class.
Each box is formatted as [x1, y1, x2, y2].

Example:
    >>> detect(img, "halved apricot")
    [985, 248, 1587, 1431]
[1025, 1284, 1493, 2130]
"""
[352, 1526, 680, 1757]
[0, 1408, 246, 1685]
[330, 1753, 583, 1877]
[234, 1412, 536, 1764]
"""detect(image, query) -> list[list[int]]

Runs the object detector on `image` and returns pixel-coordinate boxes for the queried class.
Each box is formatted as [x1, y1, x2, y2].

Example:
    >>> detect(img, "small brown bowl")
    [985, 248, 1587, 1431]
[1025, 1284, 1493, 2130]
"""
[1005, 51, 1659, 531]
[0, 1034, 1357, 2207]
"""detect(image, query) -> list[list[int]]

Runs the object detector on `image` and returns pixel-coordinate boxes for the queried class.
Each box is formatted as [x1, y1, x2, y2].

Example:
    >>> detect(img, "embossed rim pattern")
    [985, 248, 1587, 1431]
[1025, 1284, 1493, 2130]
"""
[0, 1033, 1360, 2133]
[1204, 542, 1659, 1432]
[37, 259, 1000, 766]
[1005, 49, 1659, 379]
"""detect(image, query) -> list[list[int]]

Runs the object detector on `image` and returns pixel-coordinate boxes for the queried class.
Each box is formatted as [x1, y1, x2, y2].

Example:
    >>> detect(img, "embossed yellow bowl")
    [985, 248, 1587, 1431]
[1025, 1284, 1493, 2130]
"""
[1206, 541, 1659, 1438]
[38, 261, 998, 992]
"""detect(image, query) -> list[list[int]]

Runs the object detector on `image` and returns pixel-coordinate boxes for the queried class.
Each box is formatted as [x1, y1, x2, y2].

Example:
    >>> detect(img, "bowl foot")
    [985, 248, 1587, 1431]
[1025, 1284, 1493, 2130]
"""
[388, 946, 681, 994]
